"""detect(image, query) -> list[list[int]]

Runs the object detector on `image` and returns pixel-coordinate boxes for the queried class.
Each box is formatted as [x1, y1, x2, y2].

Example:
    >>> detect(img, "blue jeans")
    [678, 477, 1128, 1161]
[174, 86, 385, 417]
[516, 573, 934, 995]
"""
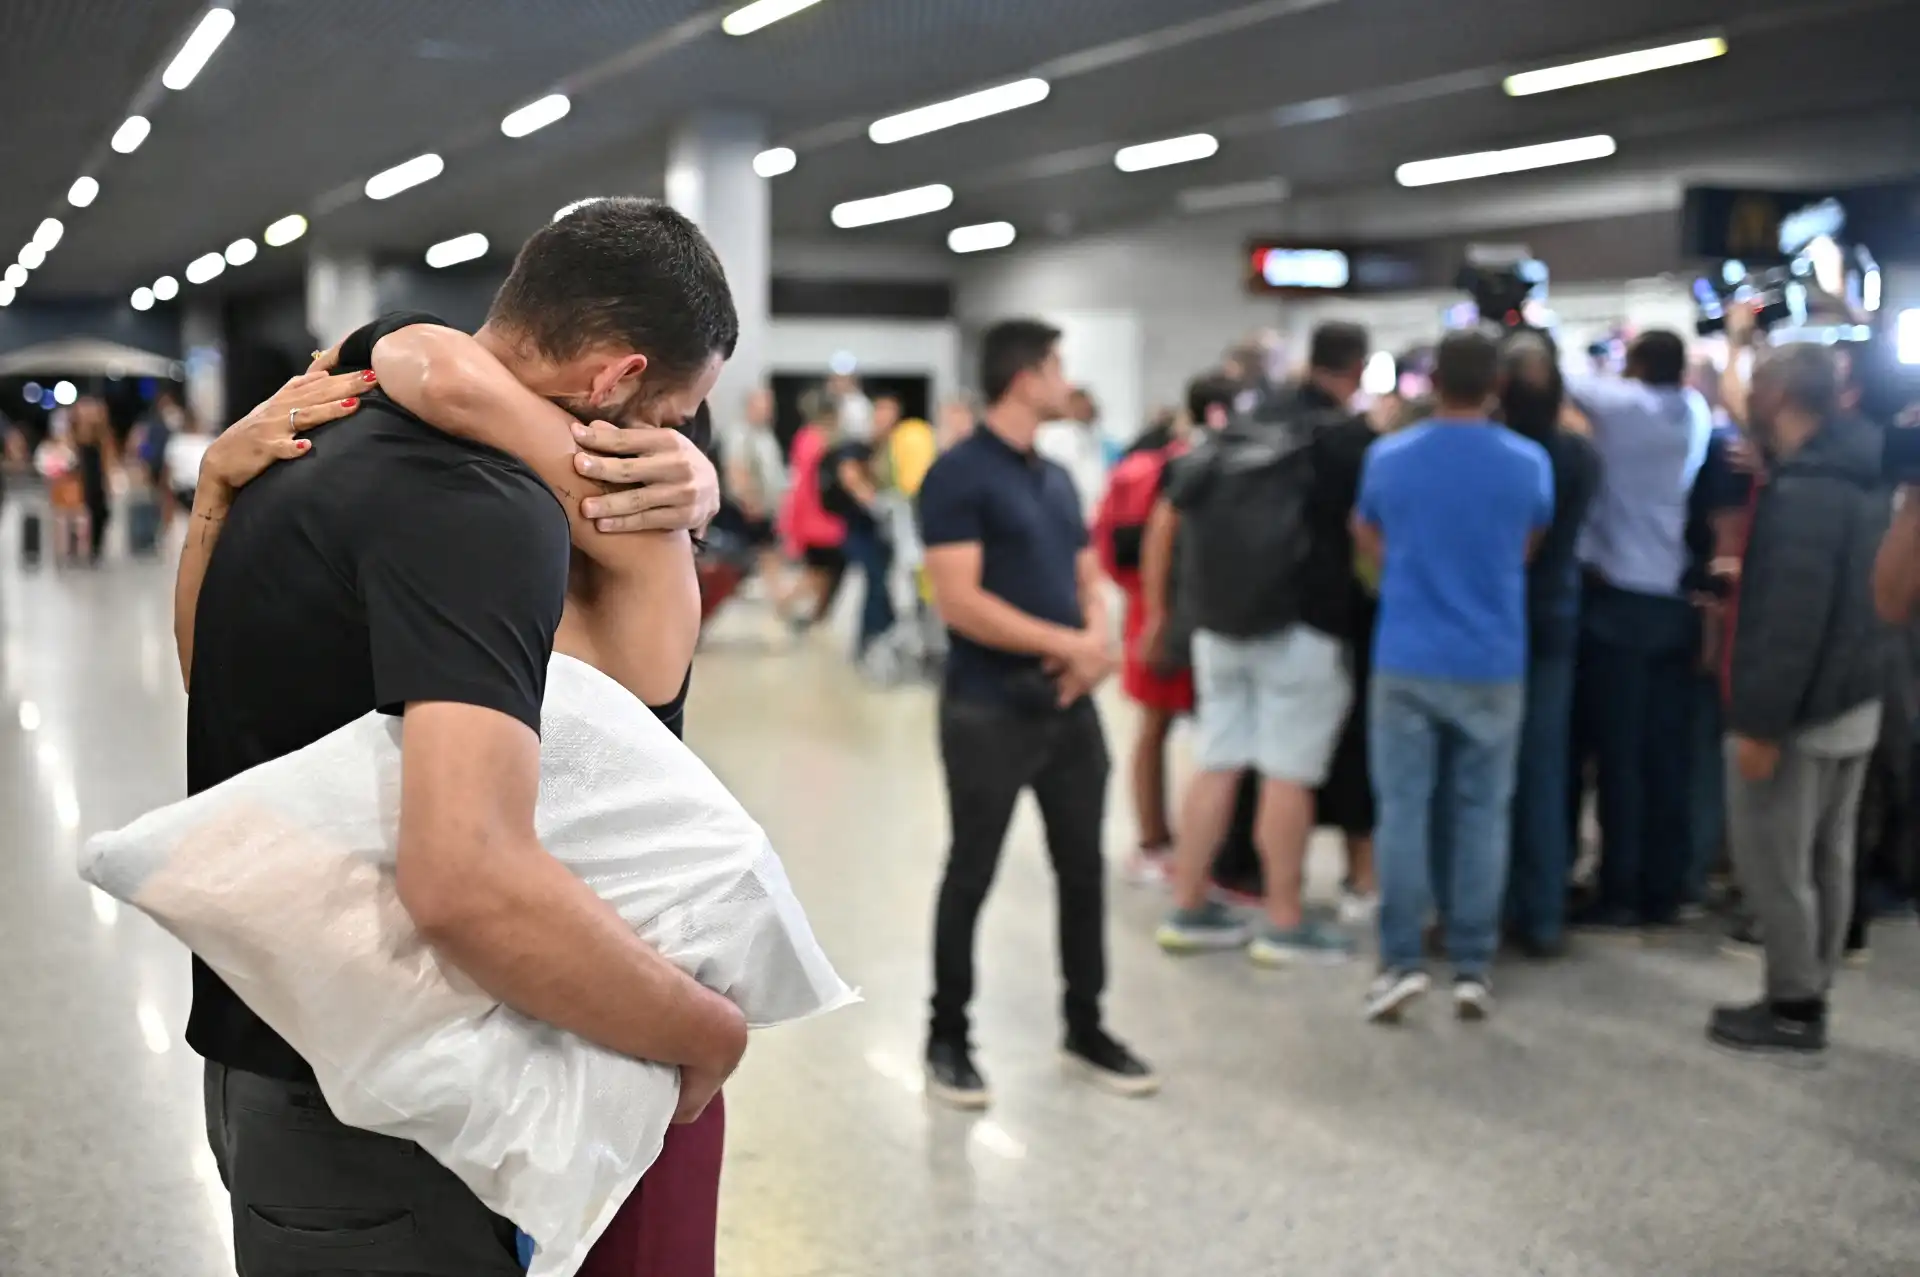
[1578, 583, 1696, 924]
[1372, 672, 1526, 977]
[842, 520, 895, 657]
[1505, 652, 1577, 945]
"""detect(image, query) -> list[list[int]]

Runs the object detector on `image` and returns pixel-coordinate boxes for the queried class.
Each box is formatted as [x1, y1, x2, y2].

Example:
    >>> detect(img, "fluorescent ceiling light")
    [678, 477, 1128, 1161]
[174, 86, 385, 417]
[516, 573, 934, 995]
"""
[224, 237, 257, 266]
[1396, 133, 1617, 186]
[1898, 310, 1920, 367]
[263, 213, 307, 247]
[17, 244, 45, 270]
[152, 275, 179, 301]
[67, 176, 99, 208]
[722, 0, 823, 37]
[1115, 133, 1219, 173]
[947, 221, 1016, 254]
[753, 146, 797, 178]
[364, 153, 444, 200]
[1179, 176, 1290, 213]
[111, 115, 151, 154]
[1504, 36, 1727, 96]
[131, 287, 155, 312]
[3, 265, 24, 288]
[501, 93, 570, 138]
[830, 183, 954, 229]
[185, 251, 226, 285]
[163, 7, 235, 90]
[33, 219, 63, 251]
[869, 78, 1050, 145]
[425, 232, 489, 269]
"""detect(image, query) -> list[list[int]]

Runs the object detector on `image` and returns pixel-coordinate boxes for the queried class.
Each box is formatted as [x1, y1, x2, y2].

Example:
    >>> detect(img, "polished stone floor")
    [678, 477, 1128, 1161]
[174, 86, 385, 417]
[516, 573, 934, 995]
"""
[4, 537, 1920, 1277]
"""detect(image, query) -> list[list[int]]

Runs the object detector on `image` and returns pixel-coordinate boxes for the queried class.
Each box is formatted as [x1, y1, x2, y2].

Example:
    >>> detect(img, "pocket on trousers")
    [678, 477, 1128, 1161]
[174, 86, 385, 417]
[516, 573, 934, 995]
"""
[244, 1206, 416, 1260]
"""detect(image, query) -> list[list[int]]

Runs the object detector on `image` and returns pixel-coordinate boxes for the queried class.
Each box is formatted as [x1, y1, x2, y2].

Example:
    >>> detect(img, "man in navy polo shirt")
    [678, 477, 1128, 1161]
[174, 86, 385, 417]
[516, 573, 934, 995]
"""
[917, 319, 1158, 1108]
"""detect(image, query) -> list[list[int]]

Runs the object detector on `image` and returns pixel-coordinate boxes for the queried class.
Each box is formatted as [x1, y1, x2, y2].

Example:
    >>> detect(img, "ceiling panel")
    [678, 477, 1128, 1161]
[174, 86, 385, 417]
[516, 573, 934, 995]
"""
[7, 0, 1917, 300]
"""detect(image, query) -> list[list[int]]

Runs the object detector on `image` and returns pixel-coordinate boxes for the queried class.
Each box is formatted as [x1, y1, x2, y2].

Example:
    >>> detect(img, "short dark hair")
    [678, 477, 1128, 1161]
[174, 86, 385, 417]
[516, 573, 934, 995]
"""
[1497, 332, 1564, 443]
[979, 319, 1061, 406]
[1432, 329, 1501, 408]
[798, 386, 835, 426]
[1309, 321, 1370, 376]
[1626, 330, 1686, 387]
[1187, 373, 1240, 424]
[487, 196, 738, 389]
[1755, 344, 1840, 418]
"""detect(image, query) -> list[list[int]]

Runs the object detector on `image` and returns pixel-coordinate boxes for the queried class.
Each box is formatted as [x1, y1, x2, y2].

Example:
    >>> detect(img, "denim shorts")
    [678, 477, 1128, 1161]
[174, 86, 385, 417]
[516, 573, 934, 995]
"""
[1191, 625, 1352, 784]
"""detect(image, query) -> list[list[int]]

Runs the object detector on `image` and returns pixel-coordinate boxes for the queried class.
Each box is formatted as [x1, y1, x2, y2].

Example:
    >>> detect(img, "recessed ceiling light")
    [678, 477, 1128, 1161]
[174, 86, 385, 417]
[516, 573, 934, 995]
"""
[185, 251, 226, 285]
[17, 243, 45, 270]
[224, 237, 257, 266]
[1504, 36, 1727, 97]
[163, 7, 235, 91]
[869, 79, 1050, 145]
[947, 221, 1017, 254]
[3, 265, 25, 289]
[501, 93, 570, 138]
[152, 275, 179, 301]
[0, 283, 13, 307]
[131, 287, 155, 312]
[110, 115, 151, 154]
[753, 147, 797, 178]
[830, 183, 954, 229]
[365, 153, 444, 200]
[67, 177, 99, 208]
[31, 219, 62, 252]
[425, 232, 489, 269]
[1395, 134, 1617, 187]
[1115, 133, 1219, 173]
[263, 213, 307, 247]
[722, 0, 823, 37]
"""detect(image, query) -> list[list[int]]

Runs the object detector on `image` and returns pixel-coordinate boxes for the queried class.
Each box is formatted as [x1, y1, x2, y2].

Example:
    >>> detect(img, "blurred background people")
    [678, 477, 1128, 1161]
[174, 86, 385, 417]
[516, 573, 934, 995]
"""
[779, 388, 848, 632]
[821, 395, 898, 665]
[1355, 330, 1552, 1024]
[721, 385, 793, 610]
[1713, 344, 1891, 1055]
[1036, 386, 1109, 521]
[70, 396, 116, 564]
[1569, 332, 1713, 934]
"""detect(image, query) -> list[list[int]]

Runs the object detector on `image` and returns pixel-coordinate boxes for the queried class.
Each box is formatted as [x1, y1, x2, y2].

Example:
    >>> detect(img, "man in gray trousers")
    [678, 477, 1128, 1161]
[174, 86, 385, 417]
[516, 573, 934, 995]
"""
[1712, 343, 1891, 1056]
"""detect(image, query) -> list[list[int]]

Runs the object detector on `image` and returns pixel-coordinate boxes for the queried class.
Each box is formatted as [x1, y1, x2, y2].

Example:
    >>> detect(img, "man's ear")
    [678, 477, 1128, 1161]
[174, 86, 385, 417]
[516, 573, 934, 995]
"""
[589, 352, 650, 405]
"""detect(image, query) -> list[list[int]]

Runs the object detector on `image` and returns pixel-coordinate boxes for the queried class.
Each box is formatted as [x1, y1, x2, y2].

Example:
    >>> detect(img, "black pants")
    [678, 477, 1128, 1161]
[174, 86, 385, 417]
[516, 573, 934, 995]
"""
[930, 695, 1110, 1044]
[204, 1062, 522, 1276]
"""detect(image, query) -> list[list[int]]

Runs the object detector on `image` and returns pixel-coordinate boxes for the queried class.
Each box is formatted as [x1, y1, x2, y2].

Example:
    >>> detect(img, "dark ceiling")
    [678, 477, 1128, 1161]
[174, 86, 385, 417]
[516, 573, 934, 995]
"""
[5, 0, 1919, 301]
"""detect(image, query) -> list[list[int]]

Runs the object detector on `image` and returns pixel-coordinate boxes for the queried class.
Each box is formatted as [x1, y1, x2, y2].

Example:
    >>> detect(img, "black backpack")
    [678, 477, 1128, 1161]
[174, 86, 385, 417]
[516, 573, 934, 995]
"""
[817, 444, 862, 521]
[1168, 405, 1335, 639]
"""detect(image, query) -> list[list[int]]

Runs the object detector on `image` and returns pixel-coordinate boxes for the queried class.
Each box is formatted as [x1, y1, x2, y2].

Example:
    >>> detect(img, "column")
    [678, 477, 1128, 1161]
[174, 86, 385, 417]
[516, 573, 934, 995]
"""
[305, 251, 379, 351]
[180, 301, 226, 430]
[666, 111, 770, 427]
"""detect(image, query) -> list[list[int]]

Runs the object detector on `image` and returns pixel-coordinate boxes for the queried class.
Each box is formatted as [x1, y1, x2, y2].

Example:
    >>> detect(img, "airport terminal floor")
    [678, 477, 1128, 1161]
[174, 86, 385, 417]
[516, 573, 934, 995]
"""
[5, 543, 1920, 1277]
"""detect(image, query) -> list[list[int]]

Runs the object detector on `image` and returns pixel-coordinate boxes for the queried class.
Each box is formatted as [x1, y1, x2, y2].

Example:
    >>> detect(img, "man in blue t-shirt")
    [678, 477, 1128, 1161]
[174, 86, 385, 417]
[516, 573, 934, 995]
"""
[1352, 329, 1553, 1024]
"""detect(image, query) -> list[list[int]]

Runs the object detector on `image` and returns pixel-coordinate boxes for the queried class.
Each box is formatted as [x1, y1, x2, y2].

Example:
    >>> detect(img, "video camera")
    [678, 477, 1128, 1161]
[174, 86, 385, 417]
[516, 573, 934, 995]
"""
[1457, 258, 1549, 330]
[1694, 197, 1879, 339]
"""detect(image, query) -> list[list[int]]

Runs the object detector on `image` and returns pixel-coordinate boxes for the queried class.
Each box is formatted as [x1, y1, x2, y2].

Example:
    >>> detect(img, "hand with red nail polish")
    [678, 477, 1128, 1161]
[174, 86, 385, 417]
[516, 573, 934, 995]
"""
[201, 366, 369, 491]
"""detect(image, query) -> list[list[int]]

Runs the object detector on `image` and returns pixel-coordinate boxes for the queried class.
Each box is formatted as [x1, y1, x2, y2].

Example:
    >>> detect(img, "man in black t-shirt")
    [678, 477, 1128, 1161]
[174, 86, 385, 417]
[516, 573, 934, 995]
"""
[185, 198, 744, 1272]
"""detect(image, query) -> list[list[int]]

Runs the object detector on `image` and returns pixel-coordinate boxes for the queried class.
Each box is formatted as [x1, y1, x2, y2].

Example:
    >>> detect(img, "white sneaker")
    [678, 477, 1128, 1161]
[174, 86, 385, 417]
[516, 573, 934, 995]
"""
[1338, 887, 1378, 925]
[1124, 848, 1171, 889]
[1365, 969, 1431, 1024]
[1453, 976, 1494, 1022]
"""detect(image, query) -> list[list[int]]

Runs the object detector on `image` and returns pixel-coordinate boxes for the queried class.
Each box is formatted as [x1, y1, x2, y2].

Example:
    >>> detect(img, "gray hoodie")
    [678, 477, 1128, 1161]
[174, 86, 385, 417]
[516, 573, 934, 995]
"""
[1728, 413, 1892, 742]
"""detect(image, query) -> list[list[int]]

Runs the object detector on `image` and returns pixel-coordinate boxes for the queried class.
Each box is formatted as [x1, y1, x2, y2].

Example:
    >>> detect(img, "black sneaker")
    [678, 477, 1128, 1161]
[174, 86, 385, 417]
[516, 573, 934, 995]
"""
[1062, 1027, 1161, 1098]
[1707, 1001, 1827, 1055]
[925, 1039, 991, 1109]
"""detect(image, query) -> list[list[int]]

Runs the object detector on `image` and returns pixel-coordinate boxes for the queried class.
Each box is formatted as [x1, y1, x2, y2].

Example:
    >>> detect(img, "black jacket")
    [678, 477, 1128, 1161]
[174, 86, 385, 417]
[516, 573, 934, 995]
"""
[1728, 414, 1892, 741]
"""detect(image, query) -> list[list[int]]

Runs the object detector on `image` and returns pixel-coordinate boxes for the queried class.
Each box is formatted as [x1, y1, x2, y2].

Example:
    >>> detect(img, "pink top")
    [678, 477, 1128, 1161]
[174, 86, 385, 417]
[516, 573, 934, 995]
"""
[779, 424, 846, 557]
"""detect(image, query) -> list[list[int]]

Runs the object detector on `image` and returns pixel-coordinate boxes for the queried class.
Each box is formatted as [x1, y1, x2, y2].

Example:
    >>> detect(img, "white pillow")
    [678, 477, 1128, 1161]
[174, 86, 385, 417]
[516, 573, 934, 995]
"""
[80, 654, 855, 1277]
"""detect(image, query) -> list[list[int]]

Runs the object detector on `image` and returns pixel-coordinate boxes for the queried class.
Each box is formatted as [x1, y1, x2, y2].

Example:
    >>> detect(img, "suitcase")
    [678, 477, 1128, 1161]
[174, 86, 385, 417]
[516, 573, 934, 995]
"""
[20, 512, 41, 565]
[127, 495, 162, 555]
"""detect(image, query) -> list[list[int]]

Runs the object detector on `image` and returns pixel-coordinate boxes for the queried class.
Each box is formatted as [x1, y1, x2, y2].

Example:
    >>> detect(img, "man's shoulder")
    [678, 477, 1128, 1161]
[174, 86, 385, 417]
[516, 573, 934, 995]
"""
[314, 403, 564, 534]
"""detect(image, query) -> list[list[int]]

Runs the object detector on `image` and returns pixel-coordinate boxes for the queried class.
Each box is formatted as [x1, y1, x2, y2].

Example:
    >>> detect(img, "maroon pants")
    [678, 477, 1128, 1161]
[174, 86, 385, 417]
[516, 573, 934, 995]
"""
[577, 1094, 725, 1277]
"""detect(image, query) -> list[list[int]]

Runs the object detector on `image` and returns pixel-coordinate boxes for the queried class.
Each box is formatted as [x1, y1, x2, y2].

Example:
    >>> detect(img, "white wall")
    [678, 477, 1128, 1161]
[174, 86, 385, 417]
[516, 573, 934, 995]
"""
[765, 317, 961, 409]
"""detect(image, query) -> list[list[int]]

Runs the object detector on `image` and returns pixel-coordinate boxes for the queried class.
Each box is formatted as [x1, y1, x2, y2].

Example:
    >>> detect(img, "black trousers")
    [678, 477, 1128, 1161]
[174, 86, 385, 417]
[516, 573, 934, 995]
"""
[204, 1062, 522, 1276]
[930, 695, 1110, 1044]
